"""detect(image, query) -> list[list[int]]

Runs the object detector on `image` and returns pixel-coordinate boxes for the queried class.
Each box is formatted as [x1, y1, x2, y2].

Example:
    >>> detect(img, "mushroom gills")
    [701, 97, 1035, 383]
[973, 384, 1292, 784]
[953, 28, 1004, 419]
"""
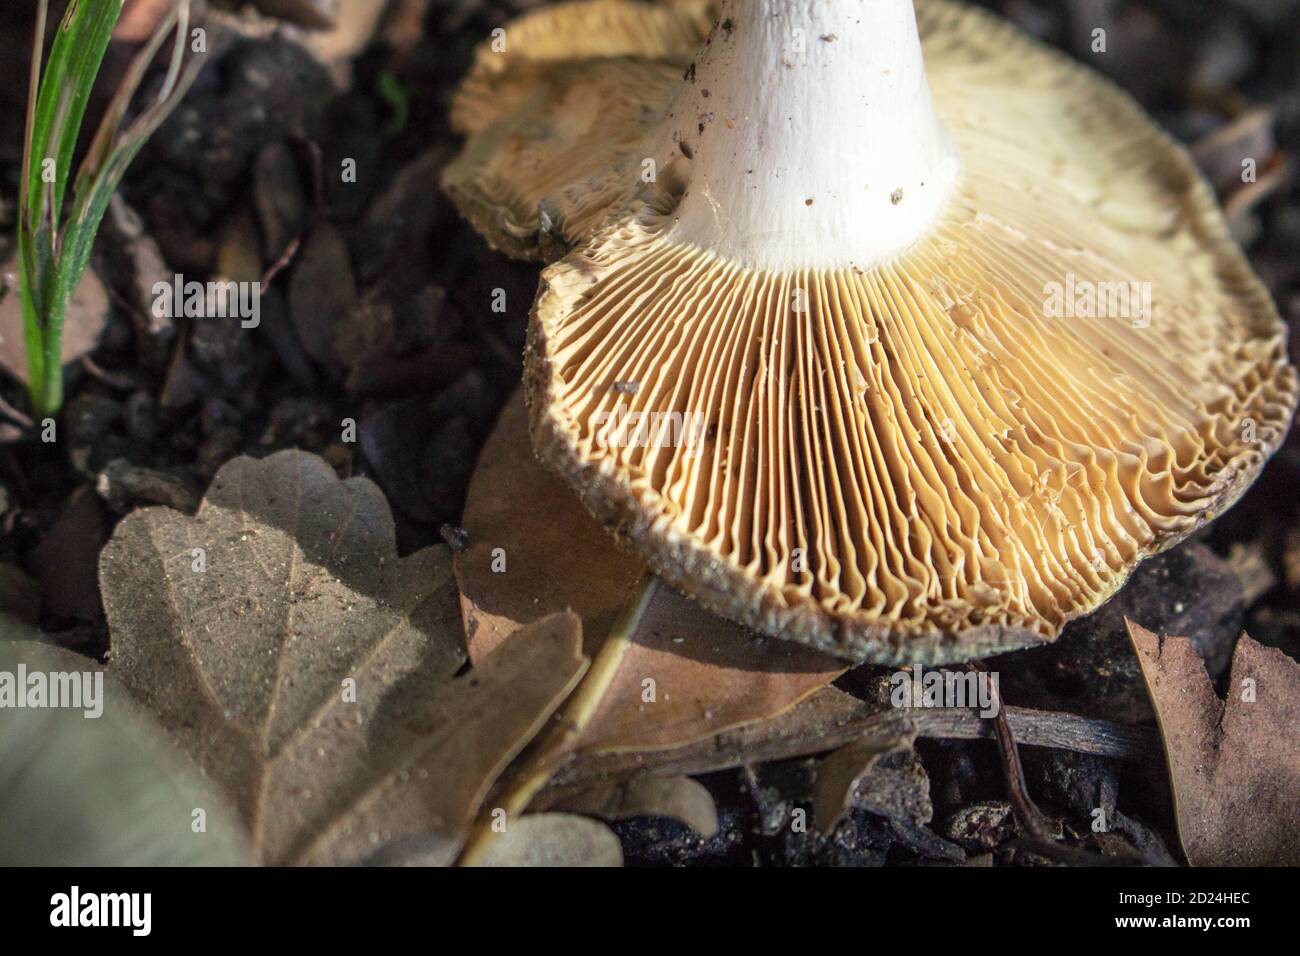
[452, 0, 1298, 661]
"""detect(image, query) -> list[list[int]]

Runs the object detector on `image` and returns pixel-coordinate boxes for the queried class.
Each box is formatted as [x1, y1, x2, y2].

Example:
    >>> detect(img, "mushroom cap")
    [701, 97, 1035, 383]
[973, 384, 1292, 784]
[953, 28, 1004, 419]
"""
[443, 0, 714, 260]
[450, 0, 1299, 663]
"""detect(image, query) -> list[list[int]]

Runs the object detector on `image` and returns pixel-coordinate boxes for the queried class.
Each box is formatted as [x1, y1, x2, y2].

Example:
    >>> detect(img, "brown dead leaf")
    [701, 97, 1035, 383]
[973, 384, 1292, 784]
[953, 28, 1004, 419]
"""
[100, 449, 588, 864]
[458, 393, 643, 661]
[813, 724, 918, 834]
[0, 257, 108, 386]
[298, 612, 587, 865]
[252, 143, 307, 265]
[471, 813, 623, 867]
[216, 207, 264, 285]
[555, 775, 719, 838]
[1127, 620, 1300, 866]
[289, 223, 358, 374]
[457, 392, 845, 755]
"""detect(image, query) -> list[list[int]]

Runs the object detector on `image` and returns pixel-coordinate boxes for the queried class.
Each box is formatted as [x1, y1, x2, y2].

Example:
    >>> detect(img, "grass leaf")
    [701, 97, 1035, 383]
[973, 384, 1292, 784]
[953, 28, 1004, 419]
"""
[17, 0, 202, 416]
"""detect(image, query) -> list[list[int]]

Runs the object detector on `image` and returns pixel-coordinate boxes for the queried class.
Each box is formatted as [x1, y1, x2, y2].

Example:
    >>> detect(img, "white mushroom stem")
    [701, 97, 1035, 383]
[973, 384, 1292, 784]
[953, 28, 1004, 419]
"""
[661, 0, 959, 271]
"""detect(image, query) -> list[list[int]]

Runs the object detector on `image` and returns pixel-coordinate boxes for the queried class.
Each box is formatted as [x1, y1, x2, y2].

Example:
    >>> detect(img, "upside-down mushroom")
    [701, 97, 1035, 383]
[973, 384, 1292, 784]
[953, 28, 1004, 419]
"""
[444, 0, 1298, 663]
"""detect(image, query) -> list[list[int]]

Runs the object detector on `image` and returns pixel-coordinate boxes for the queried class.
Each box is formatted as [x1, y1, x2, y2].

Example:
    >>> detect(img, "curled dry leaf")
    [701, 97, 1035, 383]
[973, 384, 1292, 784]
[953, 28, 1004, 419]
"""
[470, 813, 623, 868]
[812, 724, 919, 834]
[1127, 619, 1300, 866]
[456, 393, 845, 755]
[579, 586, 847, 752]
[0, 640, 248, 866]
[99, 449, 588, 864]
[555, 774, 719, 839]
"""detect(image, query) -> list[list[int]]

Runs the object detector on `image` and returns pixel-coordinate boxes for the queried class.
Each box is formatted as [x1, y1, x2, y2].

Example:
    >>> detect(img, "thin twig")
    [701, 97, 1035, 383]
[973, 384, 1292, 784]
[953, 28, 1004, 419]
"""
[970, 661, 1051, 842]
[261, 235, 302, 288]
[541, 691, 1158, 802]
[158, 0, 190, 104]
[0, 395, 35, 430]
[79, 355, 141, 392]
[971, 662, 1154, 867]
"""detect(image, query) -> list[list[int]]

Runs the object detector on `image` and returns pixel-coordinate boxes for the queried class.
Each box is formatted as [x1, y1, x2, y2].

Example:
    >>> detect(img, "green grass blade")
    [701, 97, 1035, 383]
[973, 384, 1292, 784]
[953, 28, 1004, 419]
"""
[20, 0, 123, 414]
[18, 241, 47, 410]
[19, 1, 201, 417]
[26, 1, 124, 232]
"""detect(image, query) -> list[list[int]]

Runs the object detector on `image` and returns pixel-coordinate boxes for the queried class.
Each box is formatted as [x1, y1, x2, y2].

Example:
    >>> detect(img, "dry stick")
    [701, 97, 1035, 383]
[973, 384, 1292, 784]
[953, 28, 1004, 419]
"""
[261, 235, 302, 288]
[79, 355, 139, 392]
[970, 662, 1051, 841]
[456, 575, 660, 866]
[542, 696, 1157, 802]
[971, 662, 1152, 867]
[0, 395, 35, 430]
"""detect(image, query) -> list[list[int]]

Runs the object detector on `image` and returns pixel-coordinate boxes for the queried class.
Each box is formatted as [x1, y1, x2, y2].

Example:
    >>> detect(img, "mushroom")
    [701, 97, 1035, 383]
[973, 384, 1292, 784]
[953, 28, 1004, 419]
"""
[444, 0, 715, 259]
[445, 0, 1299, 663]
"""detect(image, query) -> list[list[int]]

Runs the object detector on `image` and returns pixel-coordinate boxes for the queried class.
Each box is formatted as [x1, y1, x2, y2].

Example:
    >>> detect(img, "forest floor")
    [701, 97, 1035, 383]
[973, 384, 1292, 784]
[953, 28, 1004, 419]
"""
[1, 0, 1298, 866]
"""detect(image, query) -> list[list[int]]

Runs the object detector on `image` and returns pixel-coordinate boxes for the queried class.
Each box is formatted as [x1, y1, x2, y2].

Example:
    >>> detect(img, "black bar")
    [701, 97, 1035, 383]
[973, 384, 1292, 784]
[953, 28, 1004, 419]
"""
[2, 865, 1286, 941]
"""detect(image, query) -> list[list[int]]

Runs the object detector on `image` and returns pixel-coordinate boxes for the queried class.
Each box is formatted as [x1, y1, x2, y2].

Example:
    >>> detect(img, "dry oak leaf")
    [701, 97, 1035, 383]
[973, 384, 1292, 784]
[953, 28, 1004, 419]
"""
[1127, 620, 1300, 866]
[457, 392, 845, 754]
[100, 449, 588, 865]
